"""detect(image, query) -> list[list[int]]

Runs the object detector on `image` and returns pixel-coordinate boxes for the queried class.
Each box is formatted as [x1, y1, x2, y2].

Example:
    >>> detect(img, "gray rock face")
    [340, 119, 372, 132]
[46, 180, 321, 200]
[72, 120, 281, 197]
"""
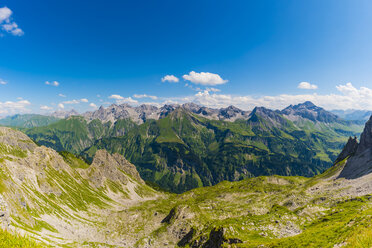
[51, 109, 79, 119]
[248, 107, 288, 128]
[0, 127, 37, 152]
[338, 115, 372, 179]
[81, 149, 144, 188]
[78, 101, 345, 125]
[82, 103, 252, 124]
[335, 136, 358, 164]
[281, 101, 341, 123]
[83, 104, 157, 124]
[218, 105, 250, 121]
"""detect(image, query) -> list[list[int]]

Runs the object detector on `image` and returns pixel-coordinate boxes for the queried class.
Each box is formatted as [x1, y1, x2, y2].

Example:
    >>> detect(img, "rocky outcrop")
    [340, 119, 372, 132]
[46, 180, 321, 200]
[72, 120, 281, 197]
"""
[334, 136, 358, 164]
[80, 149, 144, 188]
[190, 227, 242, 248]
[0, 126, 37, 152]
[338, 115, 372, 179]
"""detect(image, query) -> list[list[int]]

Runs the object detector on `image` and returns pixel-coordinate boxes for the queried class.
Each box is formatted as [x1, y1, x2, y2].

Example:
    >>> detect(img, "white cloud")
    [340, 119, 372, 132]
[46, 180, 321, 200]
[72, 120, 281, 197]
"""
[298, 82, 318, 90]
[0, 7, 11, 22]
[89, 103, 98, 109]
[185, 83, 202, 92]
[2, 22, 23, 36]
[40, 105, 52, 110]
[45, 81, 59, 87]
[0, 79, 7, 85]
[0, 7, 23, 36]
[133, 94, 158, 100]
[0, 99, 31, 115]
[58, 103, 64, 109]
[58, 93, 66, 97]
[117, 97, 138, 104]
[206, 87, 221, 92]
[159, 83, 372, 111]
[108, 94, 138, 104]
[162, 75, 179, 83]
[60, 98, 88, 105]
[63, 99, 80, 104]
[183, 71, 228, 86]
[109, 94, 124, 100]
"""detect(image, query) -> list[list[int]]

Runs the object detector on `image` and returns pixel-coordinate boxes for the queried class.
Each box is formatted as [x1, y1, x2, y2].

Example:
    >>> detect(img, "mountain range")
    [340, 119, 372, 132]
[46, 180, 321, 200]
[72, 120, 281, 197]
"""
[0, 101, 363, 193]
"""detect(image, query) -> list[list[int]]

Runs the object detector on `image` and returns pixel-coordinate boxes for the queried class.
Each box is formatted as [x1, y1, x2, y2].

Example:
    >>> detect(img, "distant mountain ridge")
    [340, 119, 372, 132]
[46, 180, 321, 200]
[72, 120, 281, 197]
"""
[2, 101, 367, 126]
[4, 101, 365, 192]
[331, 109, 372, 121]
[82, 102, 252, 124]
[0, 114, 60, 128]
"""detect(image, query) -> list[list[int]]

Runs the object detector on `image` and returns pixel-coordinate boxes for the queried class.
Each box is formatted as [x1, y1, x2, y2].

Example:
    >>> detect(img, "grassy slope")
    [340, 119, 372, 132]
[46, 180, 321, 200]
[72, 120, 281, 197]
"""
[26, 117, 137, 154]
[0, 228, 45, 248]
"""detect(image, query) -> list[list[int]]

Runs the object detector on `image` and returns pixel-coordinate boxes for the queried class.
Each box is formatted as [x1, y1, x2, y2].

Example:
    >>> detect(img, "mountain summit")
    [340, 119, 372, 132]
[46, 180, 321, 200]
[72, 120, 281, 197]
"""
[281, 101, 341, 122]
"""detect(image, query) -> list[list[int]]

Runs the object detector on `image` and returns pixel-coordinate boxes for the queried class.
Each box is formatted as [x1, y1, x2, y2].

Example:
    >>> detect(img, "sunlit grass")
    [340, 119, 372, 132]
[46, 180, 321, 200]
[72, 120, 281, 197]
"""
[0, 228, 44, 247]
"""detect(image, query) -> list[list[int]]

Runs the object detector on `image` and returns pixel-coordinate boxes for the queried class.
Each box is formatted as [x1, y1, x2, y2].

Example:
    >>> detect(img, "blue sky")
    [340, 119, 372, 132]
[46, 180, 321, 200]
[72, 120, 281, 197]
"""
[1, 0, 372, 115]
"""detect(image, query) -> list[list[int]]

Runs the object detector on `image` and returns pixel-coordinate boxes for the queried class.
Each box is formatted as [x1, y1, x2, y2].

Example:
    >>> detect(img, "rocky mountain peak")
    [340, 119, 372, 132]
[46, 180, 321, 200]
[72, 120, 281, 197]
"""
[51, 109, 79, 119]
[251, 106, 270, 114]
[301, 101, 316, 108]
[182, 102, 202, 112]
[338, 114, 372, 179]
[355, 115, 372, 154]
[281, 101, 340, 123]
[249, 106, 285, 126]
[334, 136, 358, 164]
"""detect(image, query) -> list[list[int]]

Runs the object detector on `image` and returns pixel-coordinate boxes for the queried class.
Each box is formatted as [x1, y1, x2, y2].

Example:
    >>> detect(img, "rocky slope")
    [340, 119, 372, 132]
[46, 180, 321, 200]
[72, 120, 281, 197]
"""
[0, 127, 158, 246]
